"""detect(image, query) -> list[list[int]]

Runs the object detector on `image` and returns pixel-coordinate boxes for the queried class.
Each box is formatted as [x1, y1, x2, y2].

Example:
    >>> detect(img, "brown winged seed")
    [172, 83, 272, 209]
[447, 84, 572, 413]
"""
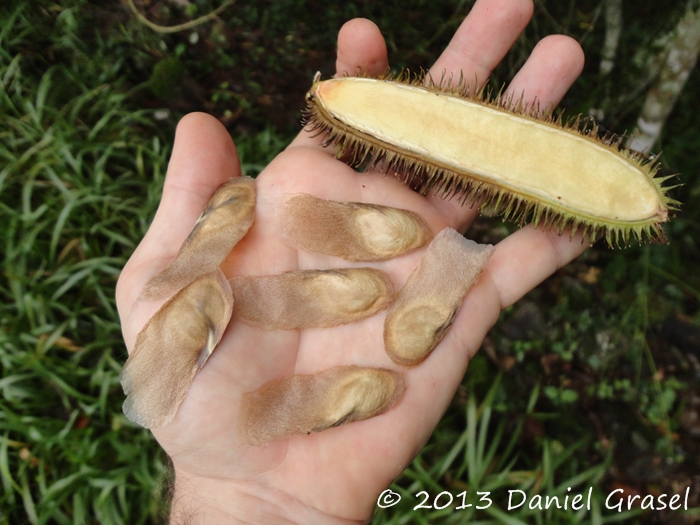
[384, 228, 494, 366]
[281, 194, 432, 261]
[245, 365, 405, 445]
[230, 268, 395, 329]
[121, 270, 234, 429]
[140, 177, 256, 301]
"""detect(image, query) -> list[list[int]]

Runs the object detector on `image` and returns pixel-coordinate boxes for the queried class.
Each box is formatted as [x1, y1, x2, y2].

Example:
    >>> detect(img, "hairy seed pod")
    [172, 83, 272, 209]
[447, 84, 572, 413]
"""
[304, 73, 679, 246]
[231, 268, 395, 329]
[245, 365, 405, 446]
[140, 177, 256, 301]
[384, 228, 494, 366]
[281, 193, 432, 261]
[121, 271, 233, 429]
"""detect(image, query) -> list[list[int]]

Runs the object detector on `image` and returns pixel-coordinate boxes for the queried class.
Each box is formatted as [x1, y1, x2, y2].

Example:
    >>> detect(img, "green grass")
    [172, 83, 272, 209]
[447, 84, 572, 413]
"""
[1, 4, 171, 523]
[1, 0, 699, 523]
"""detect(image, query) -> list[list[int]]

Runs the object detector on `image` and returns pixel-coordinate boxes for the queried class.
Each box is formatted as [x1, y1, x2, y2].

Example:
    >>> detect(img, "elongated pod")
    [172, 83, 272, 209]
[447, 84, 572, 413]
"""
[384, 228, 494, 366]
[121, 270, 233, 428]
[140, 177, 256, 301]
[231, 268, 395, 329]
[281, 194, 432, 261]
[245, 365, 405, 446]
[304, 74, 678, 246]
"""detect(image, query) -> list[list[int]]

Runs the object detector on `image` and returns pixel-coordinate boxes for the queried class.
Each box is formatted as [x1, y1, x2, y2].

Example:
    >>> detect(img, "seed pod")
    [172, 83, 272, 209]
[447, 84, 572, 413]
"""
[231, 268, 395, 330]
[384, 228, 494, 366]
[304, 73, 679, 246]
[245, 365, 405, 446]
[140, 176, 256, 301]
[121, 270, 233, 429]
[281, 193, 432, 261]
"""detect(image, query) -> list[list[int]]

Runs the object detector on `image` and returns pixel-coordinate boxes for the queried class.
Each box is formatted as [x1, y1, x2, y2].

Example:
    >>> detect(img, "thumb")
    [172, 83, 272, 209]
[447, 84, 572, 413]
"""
[116, 112, 242, 342]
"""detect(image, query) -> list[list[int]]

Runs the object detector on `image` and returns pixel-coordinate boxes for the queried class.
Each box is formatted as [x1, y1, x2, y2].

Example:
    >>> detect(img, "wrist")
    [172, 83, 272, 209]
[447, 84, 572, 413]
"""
[170, 470, 368, 525]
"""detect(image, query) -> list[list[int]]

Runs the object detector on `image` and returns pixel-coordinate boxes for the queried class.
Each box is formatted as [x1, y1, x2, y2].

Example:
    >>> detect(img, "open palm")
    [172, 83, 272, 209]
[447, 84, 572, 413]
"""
[116, 1, 587, 523]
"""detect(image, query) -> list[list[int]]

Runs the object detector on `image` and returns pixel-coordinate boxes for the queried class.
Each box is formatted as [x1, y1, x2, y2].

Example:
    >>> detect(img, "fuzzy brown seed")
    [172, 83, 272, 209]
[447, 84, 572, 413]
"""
[384, 228, 494, 366]
[140, 177, 256, 301]
[281, 194, 433, 261]
[121, 270, 234, 429]
[245, 365, 405, 446]
[231, 268, 395, 329]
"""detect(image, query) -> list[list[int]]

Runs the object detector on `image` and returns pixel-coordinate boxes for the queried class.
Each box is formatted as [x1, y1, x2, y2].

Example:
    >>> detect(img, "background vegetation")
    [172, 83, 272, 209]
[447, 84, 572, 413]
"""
[1, 0, 698, 523]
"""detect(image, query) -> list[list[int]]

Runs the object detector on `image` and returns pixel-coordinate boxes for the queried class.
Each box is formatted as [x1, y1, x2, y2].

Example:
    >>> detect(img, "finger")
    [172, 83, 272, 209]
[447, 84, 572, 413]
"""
[395, 226, 589, 445]
[506, 35, 586, 114]
[427, 34, 585, 232]
[416, 0, 533, 230]
[289, 18, 388, 151]
[336, 18, 389, 78]
[117, 112, 241, 310]
[421, 226, 589, 380]
[487, 226, 590, 309]
[429, 0, 534, 84]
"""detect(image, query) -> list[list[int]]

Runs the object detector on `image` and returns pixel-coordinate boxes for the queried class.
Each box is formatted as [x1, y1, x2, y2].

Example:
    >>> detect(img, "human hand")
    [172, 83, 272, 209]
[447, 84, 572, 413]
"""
[116, 0, 586, 523]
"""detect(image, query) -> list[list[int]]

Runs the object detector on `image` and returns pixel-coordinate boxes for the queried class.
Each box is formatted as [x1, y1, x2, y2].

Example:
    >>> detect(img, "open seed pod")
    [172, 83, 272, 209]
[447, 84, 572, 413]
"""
[304, 73, 678, 246]
[281, 193, 432, 261]
[384, 228, 494, 366]
[231, 267, 395, 330]
[121, 270, 234, 429]
[140, 176, 256, 301]
[245, 365, 405, 446]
